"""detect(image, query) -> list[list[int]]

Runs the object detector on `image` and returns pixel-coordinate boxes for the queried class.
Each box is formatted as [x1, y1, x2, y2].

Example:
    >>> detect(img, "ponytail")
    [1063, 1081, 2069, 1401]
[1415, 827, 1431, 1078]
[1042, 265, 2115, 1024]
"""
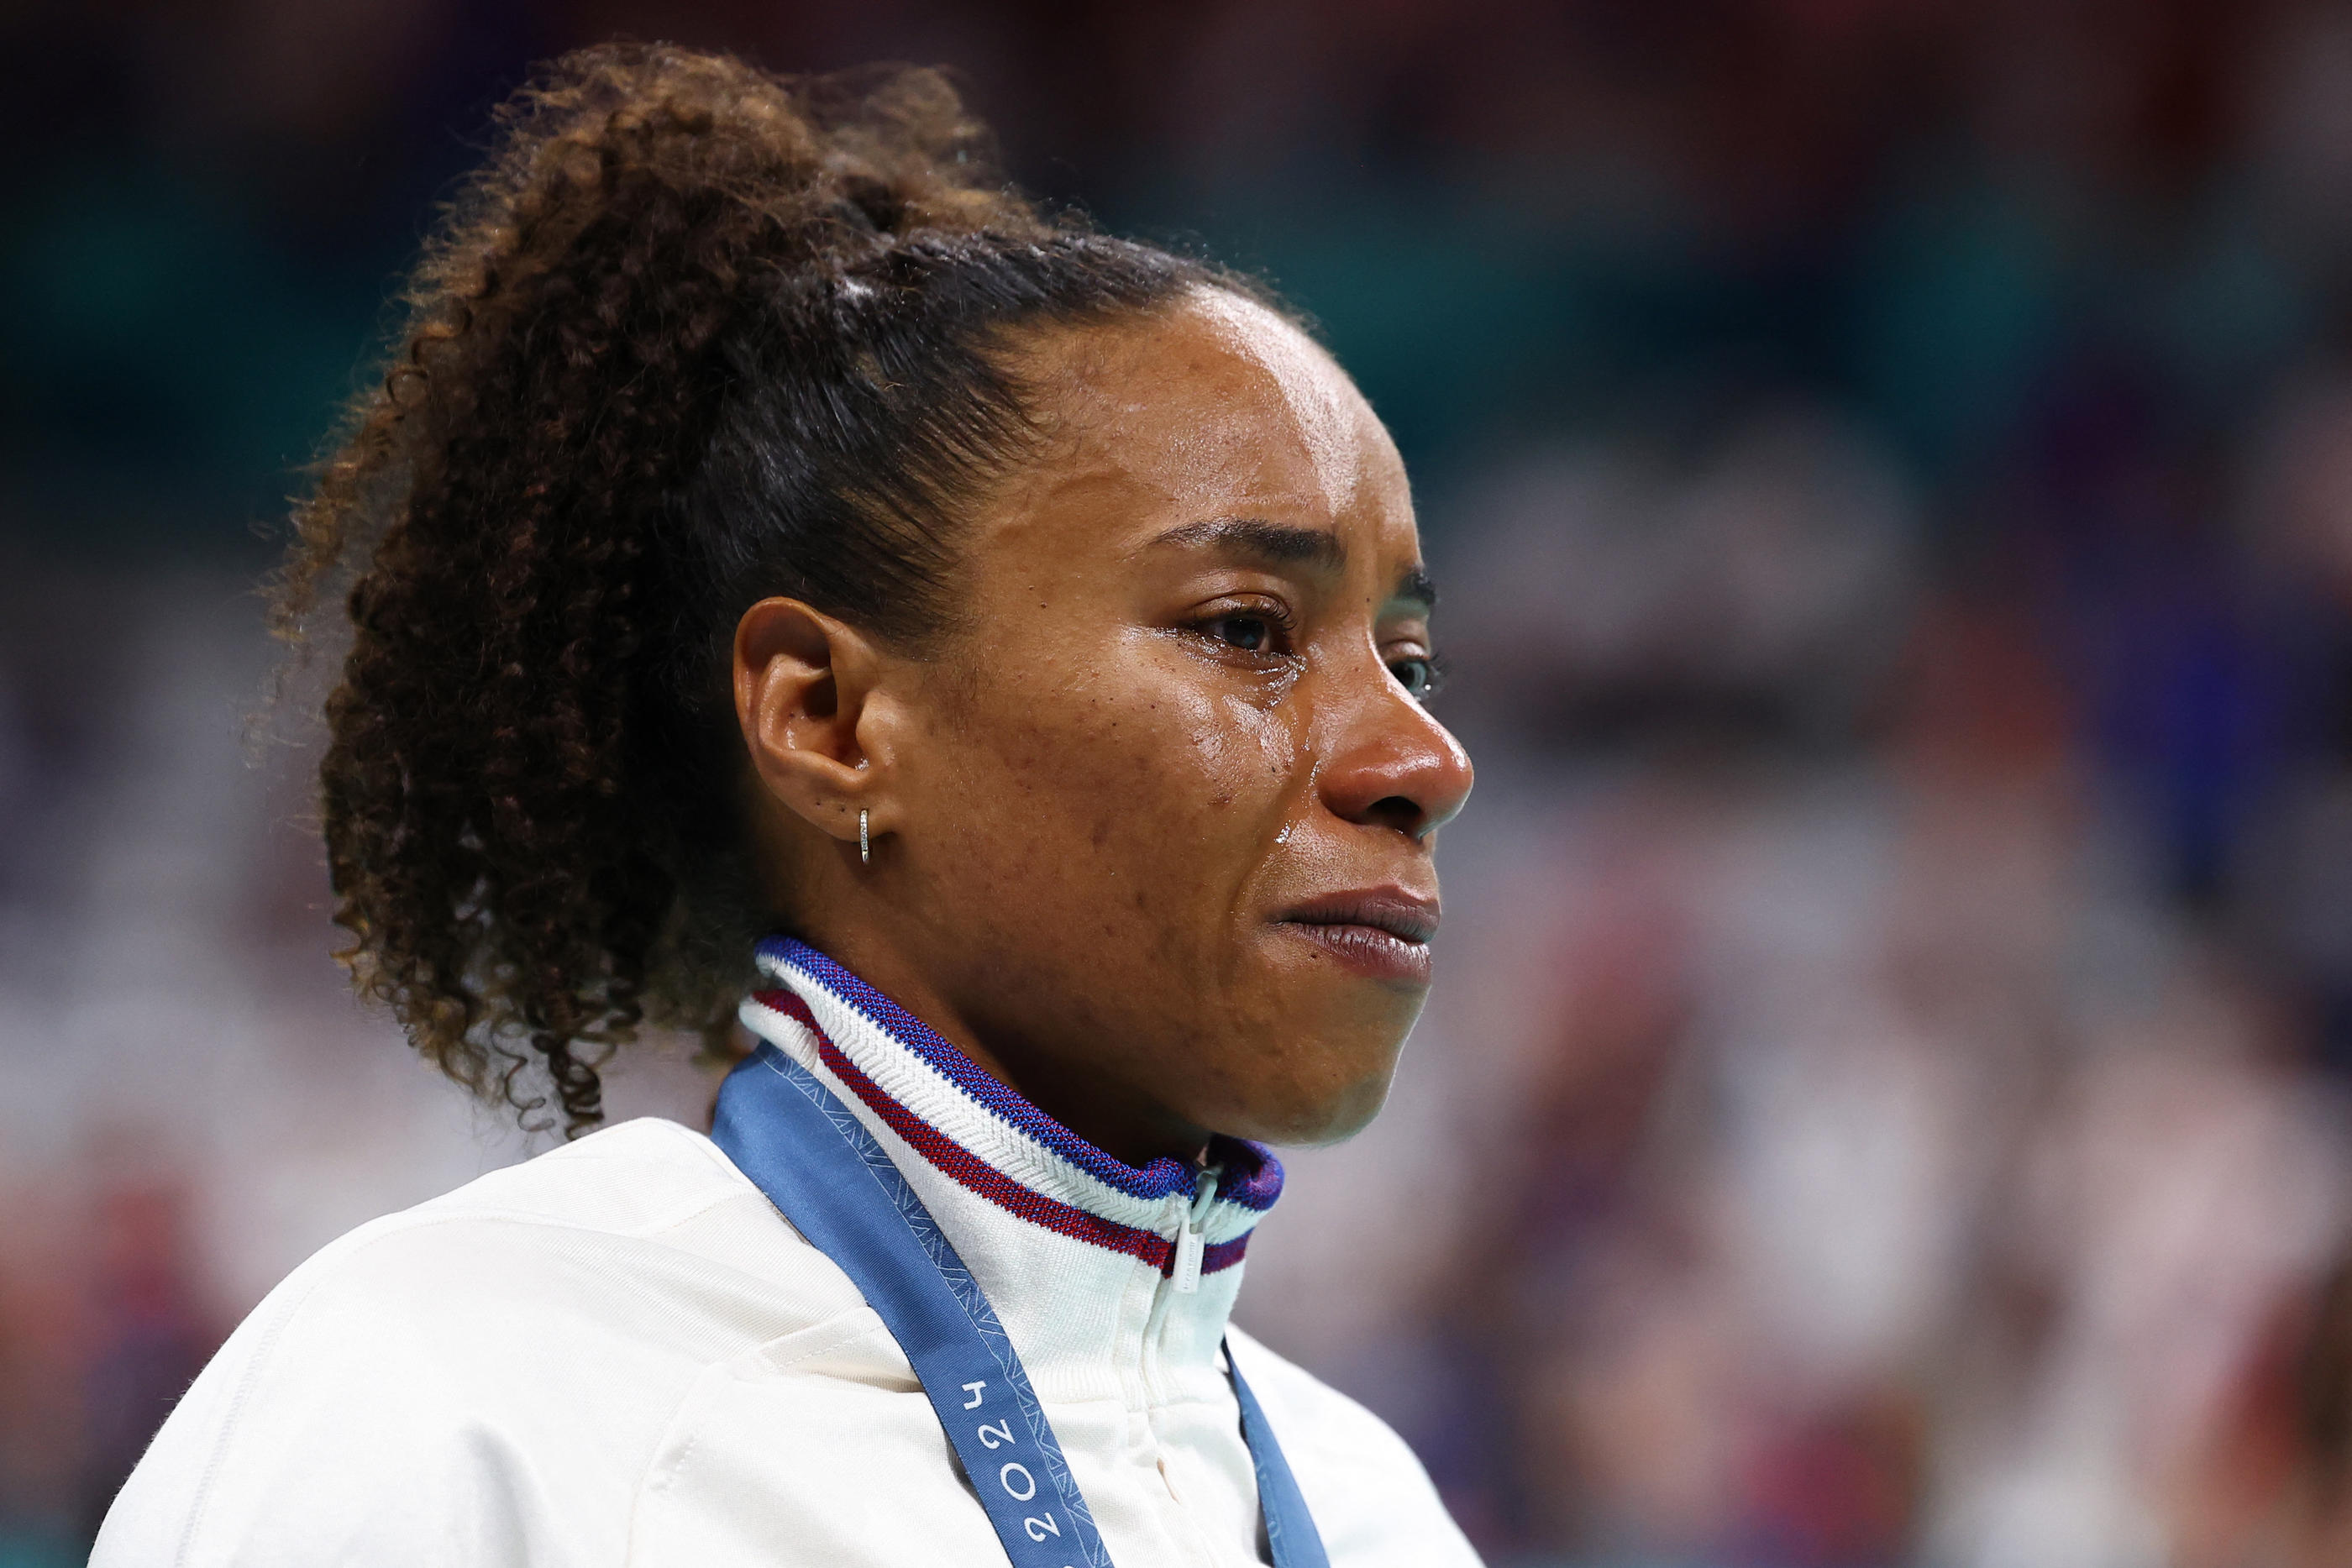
[272, 44, 1229, 1131]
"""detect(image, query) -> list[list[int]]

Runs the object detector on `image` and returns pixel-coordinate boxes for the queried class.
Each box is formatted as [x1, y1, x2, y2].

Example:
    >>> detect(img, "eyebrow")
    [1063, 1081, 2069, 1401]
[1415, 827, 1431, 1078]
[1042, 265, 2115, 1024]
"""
[1146, 516, 1438, 616]
[1149, 517, 1347, 573]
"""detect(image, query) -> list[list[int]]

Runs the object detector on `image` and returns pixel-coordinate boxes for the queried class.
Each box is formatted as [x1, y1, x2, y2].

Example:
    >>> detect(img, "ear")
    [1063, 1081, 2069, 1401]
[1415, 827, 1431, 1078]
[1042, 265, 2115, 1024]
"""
[732, 596, 892, 845]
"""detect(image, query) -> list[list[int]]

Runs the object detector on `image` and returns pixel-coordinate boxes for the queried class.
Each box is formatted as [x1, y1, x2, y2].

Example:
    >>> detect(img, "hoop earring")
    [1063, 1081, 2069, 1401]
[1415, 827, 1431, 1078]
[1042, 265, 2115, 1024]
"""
[858, 808, 870, 866]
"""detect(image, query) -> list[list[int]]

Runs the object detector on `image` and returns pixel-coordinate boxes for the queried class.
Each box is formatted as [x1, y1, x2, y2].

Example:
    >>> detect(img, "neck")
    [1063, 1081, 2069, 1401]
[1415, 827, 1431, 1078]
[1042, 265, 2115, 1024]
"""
[790, 931, 1212, 1172]
[958, 1036, 1214, 1170]
[739, 936, 1289, 1385]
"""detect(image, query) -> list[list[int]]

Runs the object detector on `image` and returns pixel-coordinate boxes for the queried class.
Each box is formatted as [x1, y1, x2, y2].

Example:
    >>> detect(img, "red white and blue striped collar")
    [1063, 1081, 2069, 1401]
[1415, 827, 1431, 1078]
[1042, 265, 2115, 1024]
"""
[738, 936, 1284, 1279]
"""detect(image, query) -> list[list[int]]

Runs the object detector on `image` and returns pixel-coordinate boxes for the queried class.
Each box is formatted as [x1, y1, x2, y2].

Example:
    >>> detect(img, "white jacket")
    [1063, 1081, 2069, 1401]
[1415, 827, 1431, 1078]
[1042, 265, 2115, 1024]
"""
[93, 941, 1481, 1566]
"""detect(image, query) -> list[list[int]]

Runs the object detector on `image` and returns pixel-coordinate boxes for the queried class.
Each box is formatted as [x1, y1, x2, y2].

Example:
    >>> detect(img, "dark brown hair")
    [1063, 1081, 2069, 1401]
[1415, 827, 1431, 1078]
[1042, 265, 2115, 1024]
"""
[272, 43, 1235, 1132]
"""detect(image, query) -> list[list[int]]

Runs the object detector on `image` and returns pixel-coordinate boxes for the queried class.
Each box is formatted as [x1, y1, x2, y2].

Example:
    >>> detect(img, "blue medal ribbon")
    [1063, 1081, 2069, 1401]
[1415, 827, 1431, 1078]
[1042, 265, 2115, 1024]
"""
[711, 1040, 1329, 1568]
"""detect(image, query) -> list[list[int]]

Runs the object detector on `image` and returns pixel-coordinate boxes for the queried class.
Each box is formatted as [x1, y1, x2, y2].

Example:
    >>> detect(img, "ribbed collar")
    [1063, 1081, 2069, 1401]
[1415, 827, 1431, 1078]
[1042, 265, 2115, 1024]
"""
[736, 936, 1284, 1401]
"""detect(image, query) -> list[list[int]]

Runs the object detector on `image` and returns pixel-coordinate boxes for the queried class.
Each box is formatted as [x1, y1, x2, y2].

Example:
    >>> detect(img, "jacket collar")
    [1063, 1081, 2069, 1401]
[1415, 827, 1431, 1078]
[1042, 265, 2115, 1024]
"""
[738, 936, 1283, 1397]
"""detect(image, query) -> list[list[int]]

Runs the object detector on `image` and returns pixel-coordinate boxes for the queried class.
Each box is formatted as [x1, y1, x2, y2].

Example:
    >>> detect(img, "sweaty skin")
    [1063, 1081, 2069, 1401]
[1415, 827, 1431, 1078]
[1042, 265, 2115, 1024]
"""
[733, 287, 1474, 1167]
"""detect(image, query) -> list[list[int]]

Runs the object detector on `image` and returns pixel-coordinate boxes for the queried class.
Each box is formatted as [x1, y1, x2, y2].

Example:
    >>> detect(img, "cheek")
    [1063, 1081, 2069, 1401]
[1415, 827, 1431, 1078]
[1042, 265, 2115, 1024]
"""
[943, 652, 1300, 931]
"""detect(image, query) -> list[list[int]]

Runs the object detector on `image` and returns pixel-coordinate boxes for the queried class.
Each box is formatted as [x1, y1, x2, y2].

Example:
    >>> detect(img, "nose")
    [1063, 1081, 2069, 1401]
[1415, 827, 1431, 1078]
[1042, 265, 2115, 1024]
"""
[1316, 671, 1474, 842]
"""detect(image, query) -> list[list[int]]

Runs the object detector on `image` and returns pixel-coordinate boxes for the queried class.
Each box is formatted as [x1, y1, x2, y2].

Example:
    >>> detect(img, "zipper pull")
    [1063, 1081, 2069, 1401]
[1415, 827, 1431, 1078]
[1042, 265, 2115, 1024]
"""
[1173, 1225, 1204, 1295]
[1172, 1165, 1217, 1295]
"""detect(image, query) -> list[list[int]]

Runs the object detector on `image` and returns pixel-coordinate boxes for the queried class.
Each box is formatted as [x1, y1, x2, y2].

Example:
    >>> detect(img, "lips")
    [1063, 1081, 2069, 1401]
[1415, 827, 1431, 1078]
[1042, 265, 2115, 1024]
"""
[1273, 888, 1441, 984]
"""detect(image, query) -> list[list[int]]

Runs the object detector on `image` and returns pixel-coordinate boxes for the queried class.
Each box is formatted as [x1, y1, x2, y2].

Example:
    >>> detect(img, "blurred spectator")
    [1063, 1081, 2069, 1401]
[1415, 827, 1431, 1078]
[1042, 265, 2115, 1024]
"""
[18, 3, 2352, 1564]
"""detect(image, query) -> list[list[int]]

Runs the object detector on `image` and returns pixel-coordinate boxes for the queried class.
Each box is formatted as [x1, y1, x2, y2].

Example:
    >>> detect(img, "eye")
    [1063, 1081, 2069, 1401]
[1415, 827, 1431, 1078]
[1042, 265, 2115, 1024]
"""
[1206, 613, 1276, 653]
[1188, 599, 1297, 659]
[1389, 652, 1446, 701]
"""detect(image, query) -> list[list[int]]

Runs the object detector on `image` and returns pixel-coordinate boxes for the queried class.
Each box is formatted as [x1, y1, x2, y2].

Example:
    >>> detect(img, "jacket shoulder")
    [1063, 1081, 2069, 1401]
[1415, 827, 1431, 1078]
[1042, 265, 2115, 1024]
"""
[92, 1117, 863, 1568]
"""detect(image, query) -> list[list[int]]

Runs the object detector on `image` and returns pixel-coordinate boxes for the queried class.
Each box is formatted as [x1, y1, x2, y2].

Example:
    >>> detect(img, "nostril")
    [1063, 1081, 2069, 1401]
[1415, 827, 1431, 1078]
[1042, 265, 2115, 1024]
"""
[1365, 795, 1421, 835]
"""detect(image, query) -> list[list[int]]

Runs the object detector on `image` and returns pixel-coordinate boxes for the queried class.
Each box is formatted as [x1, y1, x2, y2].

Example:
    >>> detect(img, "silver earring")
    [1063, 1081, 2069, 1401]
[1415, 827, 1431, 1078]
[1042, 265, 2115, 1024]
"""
[858, 808, 870, 866]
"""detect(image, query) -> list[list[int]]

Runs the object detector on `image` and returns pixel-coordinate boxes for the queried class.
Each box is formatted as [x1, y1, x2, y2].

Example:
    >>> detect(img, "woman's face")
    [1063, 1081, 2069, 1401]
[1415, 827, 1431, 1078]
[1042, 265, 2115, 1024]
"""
[746, 287, 1473, 1162]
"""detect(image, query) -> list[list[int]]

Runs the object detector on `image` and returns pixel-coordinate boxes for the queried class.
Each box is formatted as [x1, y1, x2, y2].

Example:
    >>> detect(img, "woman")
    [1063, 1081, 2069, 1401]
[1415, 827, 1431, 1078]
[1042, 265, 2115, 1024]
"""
[96, 43, 1477, 1568]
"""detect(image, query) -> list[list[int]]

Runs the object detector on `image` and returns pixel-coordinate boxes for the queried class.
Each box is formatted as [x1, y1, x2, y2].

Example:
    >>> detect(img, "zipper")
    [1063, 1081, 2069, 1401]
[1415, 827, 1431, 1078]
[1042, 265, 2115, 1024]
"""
[1170, 1164, 1218, 1295]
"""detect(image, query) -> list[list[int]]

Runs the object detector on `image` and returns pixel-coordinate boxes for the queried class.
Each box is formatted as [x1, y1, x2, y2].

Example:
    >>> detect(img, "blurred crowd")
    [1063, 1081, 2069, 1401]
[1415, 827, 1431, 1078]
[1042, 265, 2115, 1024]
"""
[13, 1, 2352, 1564]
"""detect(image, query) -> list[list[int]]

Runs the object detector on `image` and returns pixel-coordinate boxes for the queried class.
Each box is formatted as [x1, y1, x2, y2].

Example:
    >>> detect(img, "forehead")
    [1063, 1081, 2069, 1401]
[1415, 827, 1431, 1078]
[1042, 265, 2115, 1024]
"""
[984, 287, 1417, 568]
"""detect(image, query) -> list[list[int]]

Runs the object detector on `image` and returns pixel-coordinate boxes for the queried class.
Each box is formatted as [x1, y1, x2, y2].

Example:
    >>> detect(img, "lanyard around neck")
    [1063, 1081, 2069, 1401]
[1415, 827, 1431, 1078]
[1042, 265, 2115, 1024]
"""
[711, 1037, 1330, 1568]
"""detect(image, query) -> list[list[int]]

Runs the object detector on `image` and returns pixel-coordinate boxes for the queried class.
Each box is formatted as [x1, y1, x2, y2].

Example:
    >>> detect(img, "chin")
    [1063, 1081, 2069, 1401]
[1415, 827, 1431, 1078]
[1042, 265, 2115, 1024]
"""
[1203, 941, 1426, 1146]
[1222, 1039, 1404, 1149]
[1290, 1073, 1395, 1147]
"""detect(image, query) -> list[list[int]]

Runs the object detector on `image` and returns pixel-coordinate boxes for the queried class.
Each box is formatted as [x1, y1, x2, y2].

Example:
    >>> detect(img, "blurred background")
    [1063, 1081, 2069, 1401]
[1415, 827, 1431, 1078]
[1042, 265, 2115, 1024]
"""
[10, 1, 2352, 1563]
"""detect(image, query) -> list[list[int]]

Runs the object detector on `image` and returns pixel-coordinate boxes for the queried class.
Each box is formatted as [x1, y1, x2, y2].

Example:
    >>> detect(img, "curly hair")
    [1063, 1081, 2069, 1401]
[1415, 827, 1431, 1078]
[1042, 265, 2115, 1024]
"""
[272, 43, 1231, 1133]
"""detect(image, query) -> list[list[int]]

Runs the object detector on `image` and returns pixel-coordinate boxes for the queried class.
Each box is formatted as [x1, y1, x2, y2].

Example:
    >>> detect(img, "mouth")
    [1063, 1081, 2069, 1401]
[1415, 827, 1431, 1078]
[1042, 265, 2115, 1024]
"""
[1273, 888, 1441, 986]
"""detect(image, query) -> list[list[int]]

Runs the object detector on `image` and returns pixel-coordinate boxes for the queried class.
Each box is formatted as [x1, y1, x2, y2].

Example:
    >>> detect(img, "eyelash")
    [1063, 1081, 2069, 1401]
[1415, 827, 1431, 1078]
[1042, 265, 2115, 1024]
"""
[1190, 600, 1299, 659]
[1188, 602, 1447, 703]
